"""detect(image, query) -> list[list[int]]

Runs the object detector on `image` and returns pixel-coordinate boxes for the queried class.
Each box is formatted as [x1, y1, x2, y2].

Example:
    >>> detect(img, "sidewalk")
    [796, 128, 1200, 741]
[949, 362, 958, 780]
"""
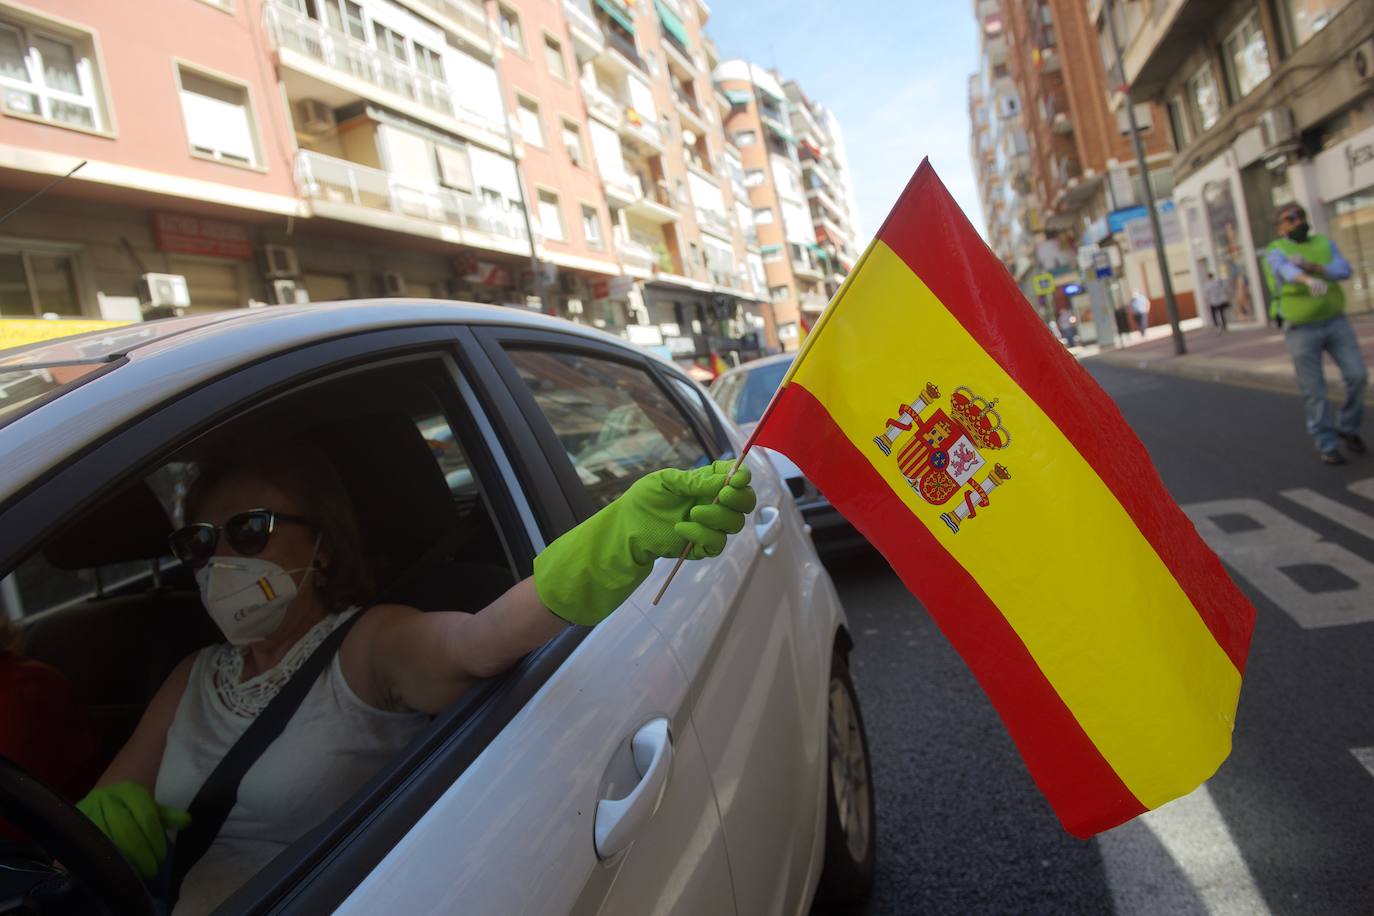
[1080, 312, 1374, 404]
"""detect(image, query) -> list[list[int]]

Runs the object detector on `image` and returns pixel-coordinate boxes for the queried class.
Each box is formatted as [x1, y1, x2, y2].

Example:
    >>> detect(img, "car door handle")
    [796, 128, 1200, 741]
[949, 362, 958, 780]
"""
[755, 504, 782, 550]
[594, 717, 673, 860]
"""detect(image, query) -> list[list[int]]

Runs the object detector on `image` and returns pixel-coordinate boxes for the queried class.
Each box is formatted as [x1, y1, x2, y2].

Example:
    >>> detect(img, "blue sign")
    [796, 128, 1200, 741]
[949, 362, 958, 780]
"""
[1095, 265, 1112, 279]
[1062, 283, 1084, 297]
[1108, 206, 1148, 233]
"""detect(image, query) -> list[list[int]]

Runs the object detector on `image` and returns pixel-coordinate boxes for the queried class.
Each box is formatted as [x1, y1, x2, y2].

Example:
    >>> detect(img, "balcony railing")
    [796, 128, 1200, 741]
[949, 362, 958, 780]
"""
[622, 108, 662, 148]
[295, 150, 528, 242]
[616, 235, 657, 268]
[265, 2, 504, 137]
[696, 208, 730, 237]
[581, 79, 623, 126]
[407, 0, 488, 42]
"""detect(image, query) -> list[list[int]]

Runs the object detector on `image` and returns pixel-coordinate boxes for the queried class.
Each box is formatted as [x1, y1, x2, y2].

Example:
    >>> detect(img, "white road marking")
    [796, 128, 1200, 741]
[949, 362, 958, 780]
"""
[1098, 785, 1269, 916]
[1350, 479, 1374, 503]
[1185, 498, 1374, 628]
[1352, 747, 1374, 780]
[1280, 486, 1374, 541]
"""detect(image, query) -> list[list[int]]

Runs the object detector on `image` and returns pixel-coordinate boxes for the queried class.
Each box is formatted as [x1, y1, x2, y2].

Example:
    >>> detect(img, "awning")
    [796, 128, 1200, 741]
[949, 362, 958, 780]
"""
[654, 0, 690, 49]
[724, 89, 751, 105]
[760, 243, 783, 254]
[763, 118, 796, 145]
[595, 0, 635, 34]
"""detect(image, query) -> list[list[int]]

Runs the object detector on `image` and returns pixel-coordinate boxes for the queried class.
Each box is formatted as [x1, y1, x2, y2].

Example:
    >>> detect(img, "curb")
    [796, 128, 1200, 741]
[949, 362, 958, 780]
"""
[1087, 349, 1374, 405]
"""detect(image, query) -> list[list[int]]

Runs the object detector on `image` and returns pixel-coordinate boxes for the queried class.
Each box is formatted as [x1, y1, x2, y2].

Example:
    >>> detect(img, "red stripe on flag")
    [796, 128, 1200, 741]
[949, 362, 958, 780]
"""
[874, 162, 1254, 673]
[756, 381, 1147, 836]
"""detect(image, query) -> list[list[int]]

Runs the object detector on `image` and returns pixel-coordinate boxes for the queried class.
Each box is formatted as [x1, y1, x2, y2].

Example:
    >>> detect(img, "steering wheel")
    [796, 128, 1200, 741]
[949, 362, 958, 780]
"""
[0, 755, 154, 915]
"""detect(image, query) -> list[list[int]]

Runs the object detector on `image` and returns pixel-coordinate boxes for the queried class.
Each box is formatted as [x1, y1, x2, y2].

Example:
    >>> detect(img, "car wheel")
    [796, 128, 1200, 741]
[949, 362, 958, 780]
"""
[815, 651, 875, 905]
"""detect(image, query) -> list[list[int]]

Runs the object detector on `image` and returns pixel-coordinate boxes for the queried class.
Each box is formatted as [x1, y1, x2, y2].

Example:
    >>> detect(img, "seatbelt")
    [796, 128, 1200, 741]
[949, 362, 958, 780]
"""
[167, 611, 364, 903]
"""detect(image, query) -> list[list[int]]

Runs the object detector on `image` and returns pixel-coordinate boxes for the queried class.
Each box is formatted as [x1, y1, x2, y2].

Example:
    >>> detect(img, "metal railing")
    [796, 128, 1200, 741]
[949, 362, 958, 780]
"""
[295, 150, 528, 242]
[616, 236, 656, 267]
[581, 79, 623, 125]
[696, 208, 730, 237]
[623, 109, 662, 148]
[265, 2, 504, 137]
[407, 0, 488, 39]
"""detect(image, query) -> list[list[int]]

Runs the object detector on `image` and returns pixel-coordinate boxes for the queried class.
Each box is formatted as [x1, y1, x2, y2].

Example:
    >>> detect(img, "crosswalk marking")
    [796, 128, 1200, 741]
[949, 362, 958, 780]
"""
[1281, 486, 1374, 541]
[1352, 747, 1374, 780]
[1098, 785, 1268, 916]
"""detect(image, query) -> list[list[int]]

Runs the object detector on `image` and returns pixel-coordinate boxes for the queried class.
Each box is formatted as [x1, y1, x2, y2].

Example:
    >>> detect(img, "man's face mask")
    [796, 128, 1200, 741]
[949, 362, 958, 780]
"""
[1284, 215, 1310, 243]
[196, 537, 320, 645]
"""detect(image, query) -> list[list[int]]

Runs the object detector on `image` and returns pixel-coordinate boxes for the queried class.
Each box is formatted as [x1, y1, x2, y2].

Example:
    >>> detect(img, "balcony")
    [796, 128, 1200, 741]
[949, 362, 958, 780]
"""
[581, 79, 623, 128]
[792, 257, 824, 281]
[563, 0, 605, 61]
[696, 207, 731, 239]
[619, 108, 663, 153]
[294, 150, 530, 254]
[402, 0, 491, 54]
[602, 170, 641, 208]
[661, 31, 695, 77]
[616, 235, 658, 273]
[799, 292, 829, 314]
[674, 91, 707, 134]
[265, 1, 508, 150]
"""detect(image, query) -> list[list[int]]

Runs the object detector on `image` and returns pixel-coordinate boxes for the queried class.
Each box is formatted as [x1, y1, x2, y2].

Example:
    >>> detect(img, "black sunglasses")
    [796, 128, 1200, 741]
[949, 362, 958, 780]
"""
[168, 509, 313, 567]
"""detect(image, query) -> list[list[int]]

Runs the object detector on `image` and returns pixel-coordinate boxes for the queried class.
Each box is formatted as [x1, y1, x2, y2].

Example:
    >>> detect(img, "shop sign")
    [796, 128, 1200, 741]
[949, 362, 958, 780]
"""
[460, 260, 513, 287]
[625, 324, 664, 347]
[1031, 273, 1054, 295]
[151, 212, 251, 260]
[608, 275, 636, 297]
[591, 279, 611, 299]
[665, 336, 696, 355]
[1315, 123, 1374, 204]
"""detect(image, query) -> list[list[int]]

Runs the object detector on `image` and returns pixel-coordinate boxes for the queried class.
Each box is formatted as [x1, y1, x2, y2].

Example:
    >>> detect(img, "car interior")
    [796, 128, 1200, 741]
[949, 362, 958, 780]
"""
[2, 358, 523, 895]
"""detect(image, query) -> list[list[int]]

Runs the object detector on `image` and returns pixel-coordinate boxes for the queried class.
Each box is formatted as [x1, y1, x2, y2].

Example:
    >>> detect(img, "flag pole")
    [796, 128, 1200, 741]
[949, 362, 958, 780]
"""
[650, 235, 884, 605]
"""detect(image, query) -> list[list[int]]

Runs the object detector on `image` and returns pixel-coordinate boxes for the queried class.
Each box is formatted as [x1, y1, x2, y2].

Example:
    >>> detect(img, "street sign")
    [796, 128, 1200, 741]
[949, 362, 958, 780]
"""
[1032, 272, 1054, 295]
[1092, 250, 1112, 279]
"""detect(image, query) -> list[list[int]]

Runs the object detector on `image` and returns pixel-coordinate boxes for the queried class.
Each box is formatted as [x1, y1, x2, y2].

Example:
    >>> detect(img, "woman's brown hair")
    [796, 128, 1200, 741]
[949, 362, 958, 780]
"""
[184, 438, 375, 612]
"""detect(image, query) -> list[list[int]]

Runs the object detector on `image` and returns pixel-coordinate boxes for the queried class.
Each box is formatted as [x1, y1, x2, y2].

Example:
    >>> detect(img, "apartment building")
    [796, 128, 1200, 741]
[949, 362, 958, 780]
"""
[784, 78, 860, 300]
[970, 0, 1038, 278]
[1113, 0, 1374, 322]
[969, 0, 1192, 335]
[573, 0, 768, 365]
[0, 0, 780, 370]
[716, 59, 821, 351]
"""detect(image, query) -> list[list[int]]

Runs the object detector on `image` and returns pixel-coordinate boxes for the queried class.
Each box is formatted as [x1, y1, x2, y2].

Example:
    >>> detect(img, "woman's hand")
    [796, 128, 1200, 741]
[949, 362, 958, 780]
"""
[534, 459, 758, 625]
[76, 780, 190, 878]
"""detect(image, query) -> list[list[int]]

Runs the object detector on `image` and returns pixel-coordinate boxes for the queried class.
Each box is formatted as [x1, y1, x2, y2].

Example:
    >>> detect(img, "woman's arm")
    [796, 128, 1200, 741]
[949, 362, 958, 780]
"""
[359, 578, 565, 715]
[96, 653, 195, 789]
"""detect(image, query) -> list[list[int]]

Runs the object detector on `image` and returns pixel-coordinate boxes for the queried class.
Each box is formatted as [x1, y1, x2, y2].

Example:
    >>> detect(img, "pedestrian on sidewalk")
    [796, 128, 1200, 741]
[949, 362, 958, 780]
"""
[1056, 307, 1078, 347]
[1204, 271, 1232, 331]
[1129, 289, 1151, 337]
[1263, 203, 1367, 466]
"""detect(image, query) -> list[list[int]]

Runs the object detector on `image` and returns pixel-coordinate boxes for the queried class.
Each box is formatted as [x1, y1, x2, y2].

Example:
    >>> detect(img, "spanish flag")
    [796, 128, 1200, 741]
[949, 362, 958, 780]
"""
[750, 161, 1255, 837]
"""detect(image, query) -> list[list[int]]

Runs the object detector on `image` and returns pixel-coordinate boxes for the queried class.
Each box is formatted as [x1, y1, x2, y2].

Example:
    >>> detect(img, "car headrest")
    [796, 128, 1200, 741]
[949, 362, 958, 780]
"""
[308, 412, 459, 585]
[44, 481, 172, 570]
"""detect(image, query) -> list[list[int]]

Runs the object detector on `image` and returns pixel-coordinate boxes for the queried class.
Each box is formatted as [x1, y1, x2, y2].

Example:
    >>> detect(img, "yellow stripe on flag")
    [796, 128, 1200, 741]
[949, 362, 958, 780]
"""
[792, 242, 1241, 808]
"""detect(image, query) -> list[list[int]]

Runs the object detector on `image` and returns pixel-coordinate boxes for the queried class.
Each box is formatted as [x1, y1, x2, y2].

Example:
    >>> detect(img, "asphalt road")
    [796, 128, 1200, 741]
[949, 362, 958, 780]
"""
[814, 362, 1374, 916]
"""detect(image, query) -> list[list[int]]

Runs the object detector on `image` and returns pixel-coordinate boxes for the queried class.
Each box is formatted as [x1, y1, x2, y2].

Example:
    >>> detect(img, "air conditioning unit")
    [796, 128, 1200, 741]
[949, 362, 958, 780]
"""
[263, 244, 300, 278]
[295, 98, 336, 136]
[272, 278, 310, 305]
[382, 272, 407, 296]
[1259, 106, 1296, 149]
[138, 273, 191, 309]
[1353, 38, 1374, 82]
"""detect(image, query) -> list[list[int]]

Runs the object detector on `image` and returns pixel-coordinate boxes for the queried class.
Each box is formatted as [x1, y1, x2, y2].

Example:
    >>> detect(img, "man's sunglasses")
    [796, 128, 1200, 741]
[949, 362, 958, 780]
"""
[168, 509, 313, 566]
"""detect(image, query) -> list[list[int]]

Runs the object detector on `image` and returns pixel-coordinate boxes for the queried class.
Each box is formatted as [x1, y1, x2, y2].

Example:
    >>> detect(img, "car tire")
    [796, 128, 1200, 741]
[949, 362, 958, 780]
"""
[815, 651, 875, 905]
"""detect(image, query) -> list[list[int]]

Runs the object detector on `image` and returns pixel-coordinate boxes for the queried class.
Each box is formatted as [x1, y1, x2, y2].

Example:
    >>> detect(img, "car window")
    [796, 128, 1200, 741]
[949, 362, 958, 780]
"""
[1, 353, 524, 914]
[715, 358, 792, 426]
[505, 348, 712, 508]
[663, 373, 727, 455]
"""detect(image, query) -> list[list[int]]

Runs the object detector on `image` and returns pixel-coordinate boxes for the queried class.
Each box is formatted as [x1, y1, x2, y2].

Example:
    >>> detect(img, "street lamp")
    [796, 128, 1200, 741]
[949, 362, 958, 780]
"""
[1104, 0, 1186, 355]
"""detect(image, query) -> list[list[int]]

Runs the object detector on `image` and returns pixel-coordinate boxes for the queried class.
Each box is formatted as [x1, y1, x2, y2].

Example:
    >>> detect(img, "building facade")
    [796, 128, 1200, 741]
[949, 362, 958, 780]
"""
[969, 0, 1197, 340]
[784, 78, 861, 300]
[0, 0, 860, 373]
[1117, 0, 1374, 322]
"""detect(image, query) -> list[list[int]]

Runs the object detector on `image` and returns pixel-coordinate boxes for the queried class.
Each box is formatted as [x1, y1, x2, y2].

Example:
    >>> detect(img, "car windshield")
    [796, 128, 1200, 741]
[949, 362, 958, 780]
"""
[0, 363, 112, 426]
[718, 359, 793, 426]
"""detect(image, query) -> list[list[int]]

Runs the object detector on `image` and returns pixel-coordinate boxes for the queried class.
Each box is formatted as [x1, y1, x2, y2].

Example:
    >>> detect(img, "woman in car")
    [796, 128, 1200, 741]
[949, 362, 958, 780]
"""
[75, 438, 755, 914]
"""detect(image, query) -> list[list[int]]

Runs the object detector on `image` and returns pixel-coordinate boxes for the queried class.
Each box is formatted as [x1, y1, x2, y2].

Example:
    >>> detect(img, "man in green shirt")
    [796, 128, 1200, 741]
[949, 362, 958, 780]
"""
[1264, 204, 1366, 465]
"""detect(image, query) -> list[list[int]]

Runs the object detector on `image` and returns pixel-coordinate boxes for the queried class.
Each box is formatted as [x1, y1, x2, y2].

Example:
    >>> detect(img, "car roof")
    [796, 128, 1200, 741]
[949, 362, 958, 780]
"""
[0, 299, 671, 506]
[713, 350, 794, 384]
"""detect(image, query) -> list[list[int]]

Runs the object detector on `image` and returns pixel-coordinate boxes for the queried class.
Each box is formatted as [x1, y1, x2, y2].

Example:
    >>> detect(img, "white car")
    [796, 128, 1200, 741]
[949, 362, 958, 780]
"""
[711, 354, 863, 555]
[0, 302, 874, 916]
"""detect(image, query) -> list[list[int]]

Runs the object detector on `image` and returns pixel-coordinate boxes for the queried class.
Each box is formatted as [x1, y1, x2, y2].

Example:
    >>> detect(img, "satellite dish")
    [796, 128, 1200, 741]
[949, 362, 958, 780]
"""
[682, 129, 697, 146]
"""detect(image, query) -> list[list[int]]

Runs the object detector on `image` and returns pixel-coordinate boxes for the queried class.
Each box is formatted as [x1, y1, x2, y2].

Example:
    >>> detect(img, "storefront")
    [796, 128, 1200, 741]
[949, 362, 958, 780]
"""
[1175, 150, 1265, 326]
[1314, 122, 1374, 316]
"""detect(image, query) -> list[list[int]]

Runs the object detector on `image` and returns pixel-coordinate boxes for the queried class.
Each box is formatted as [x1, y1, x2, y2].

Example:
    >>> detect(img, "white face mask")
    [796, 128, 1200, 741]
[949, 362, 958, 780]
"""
[195, 538, 320, 645]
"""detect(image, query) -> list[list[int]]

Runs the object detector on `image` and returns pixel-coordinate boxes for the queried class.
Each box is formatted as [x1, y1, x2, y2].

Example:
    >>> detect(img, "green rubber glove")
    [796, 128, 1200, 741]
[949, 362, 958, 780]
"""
[535, 459, 757, 625]
[76, 780, 191, 879]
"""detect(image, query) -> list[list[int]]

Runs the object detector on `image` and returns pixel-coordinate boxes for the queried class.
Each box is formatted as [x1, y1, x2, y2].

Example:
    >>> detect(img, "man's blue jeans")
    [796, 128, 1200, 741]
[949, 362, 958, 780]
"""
[1284, 315, 1368, 453]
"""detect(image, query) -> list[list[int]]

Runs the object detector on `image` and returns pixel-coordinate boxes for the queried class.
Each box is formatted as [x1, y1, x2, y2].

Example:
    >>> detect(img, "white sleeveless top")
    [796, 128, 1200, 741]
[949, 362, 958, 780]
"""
[155, 609, 428, 916]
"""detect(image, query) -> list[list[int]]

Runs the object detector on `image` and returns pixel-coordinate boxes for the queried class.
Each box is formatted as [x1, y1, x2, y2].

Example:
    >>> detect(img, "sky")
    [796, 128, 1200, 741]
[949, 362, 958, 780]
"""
[704, 0, 985, 242]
